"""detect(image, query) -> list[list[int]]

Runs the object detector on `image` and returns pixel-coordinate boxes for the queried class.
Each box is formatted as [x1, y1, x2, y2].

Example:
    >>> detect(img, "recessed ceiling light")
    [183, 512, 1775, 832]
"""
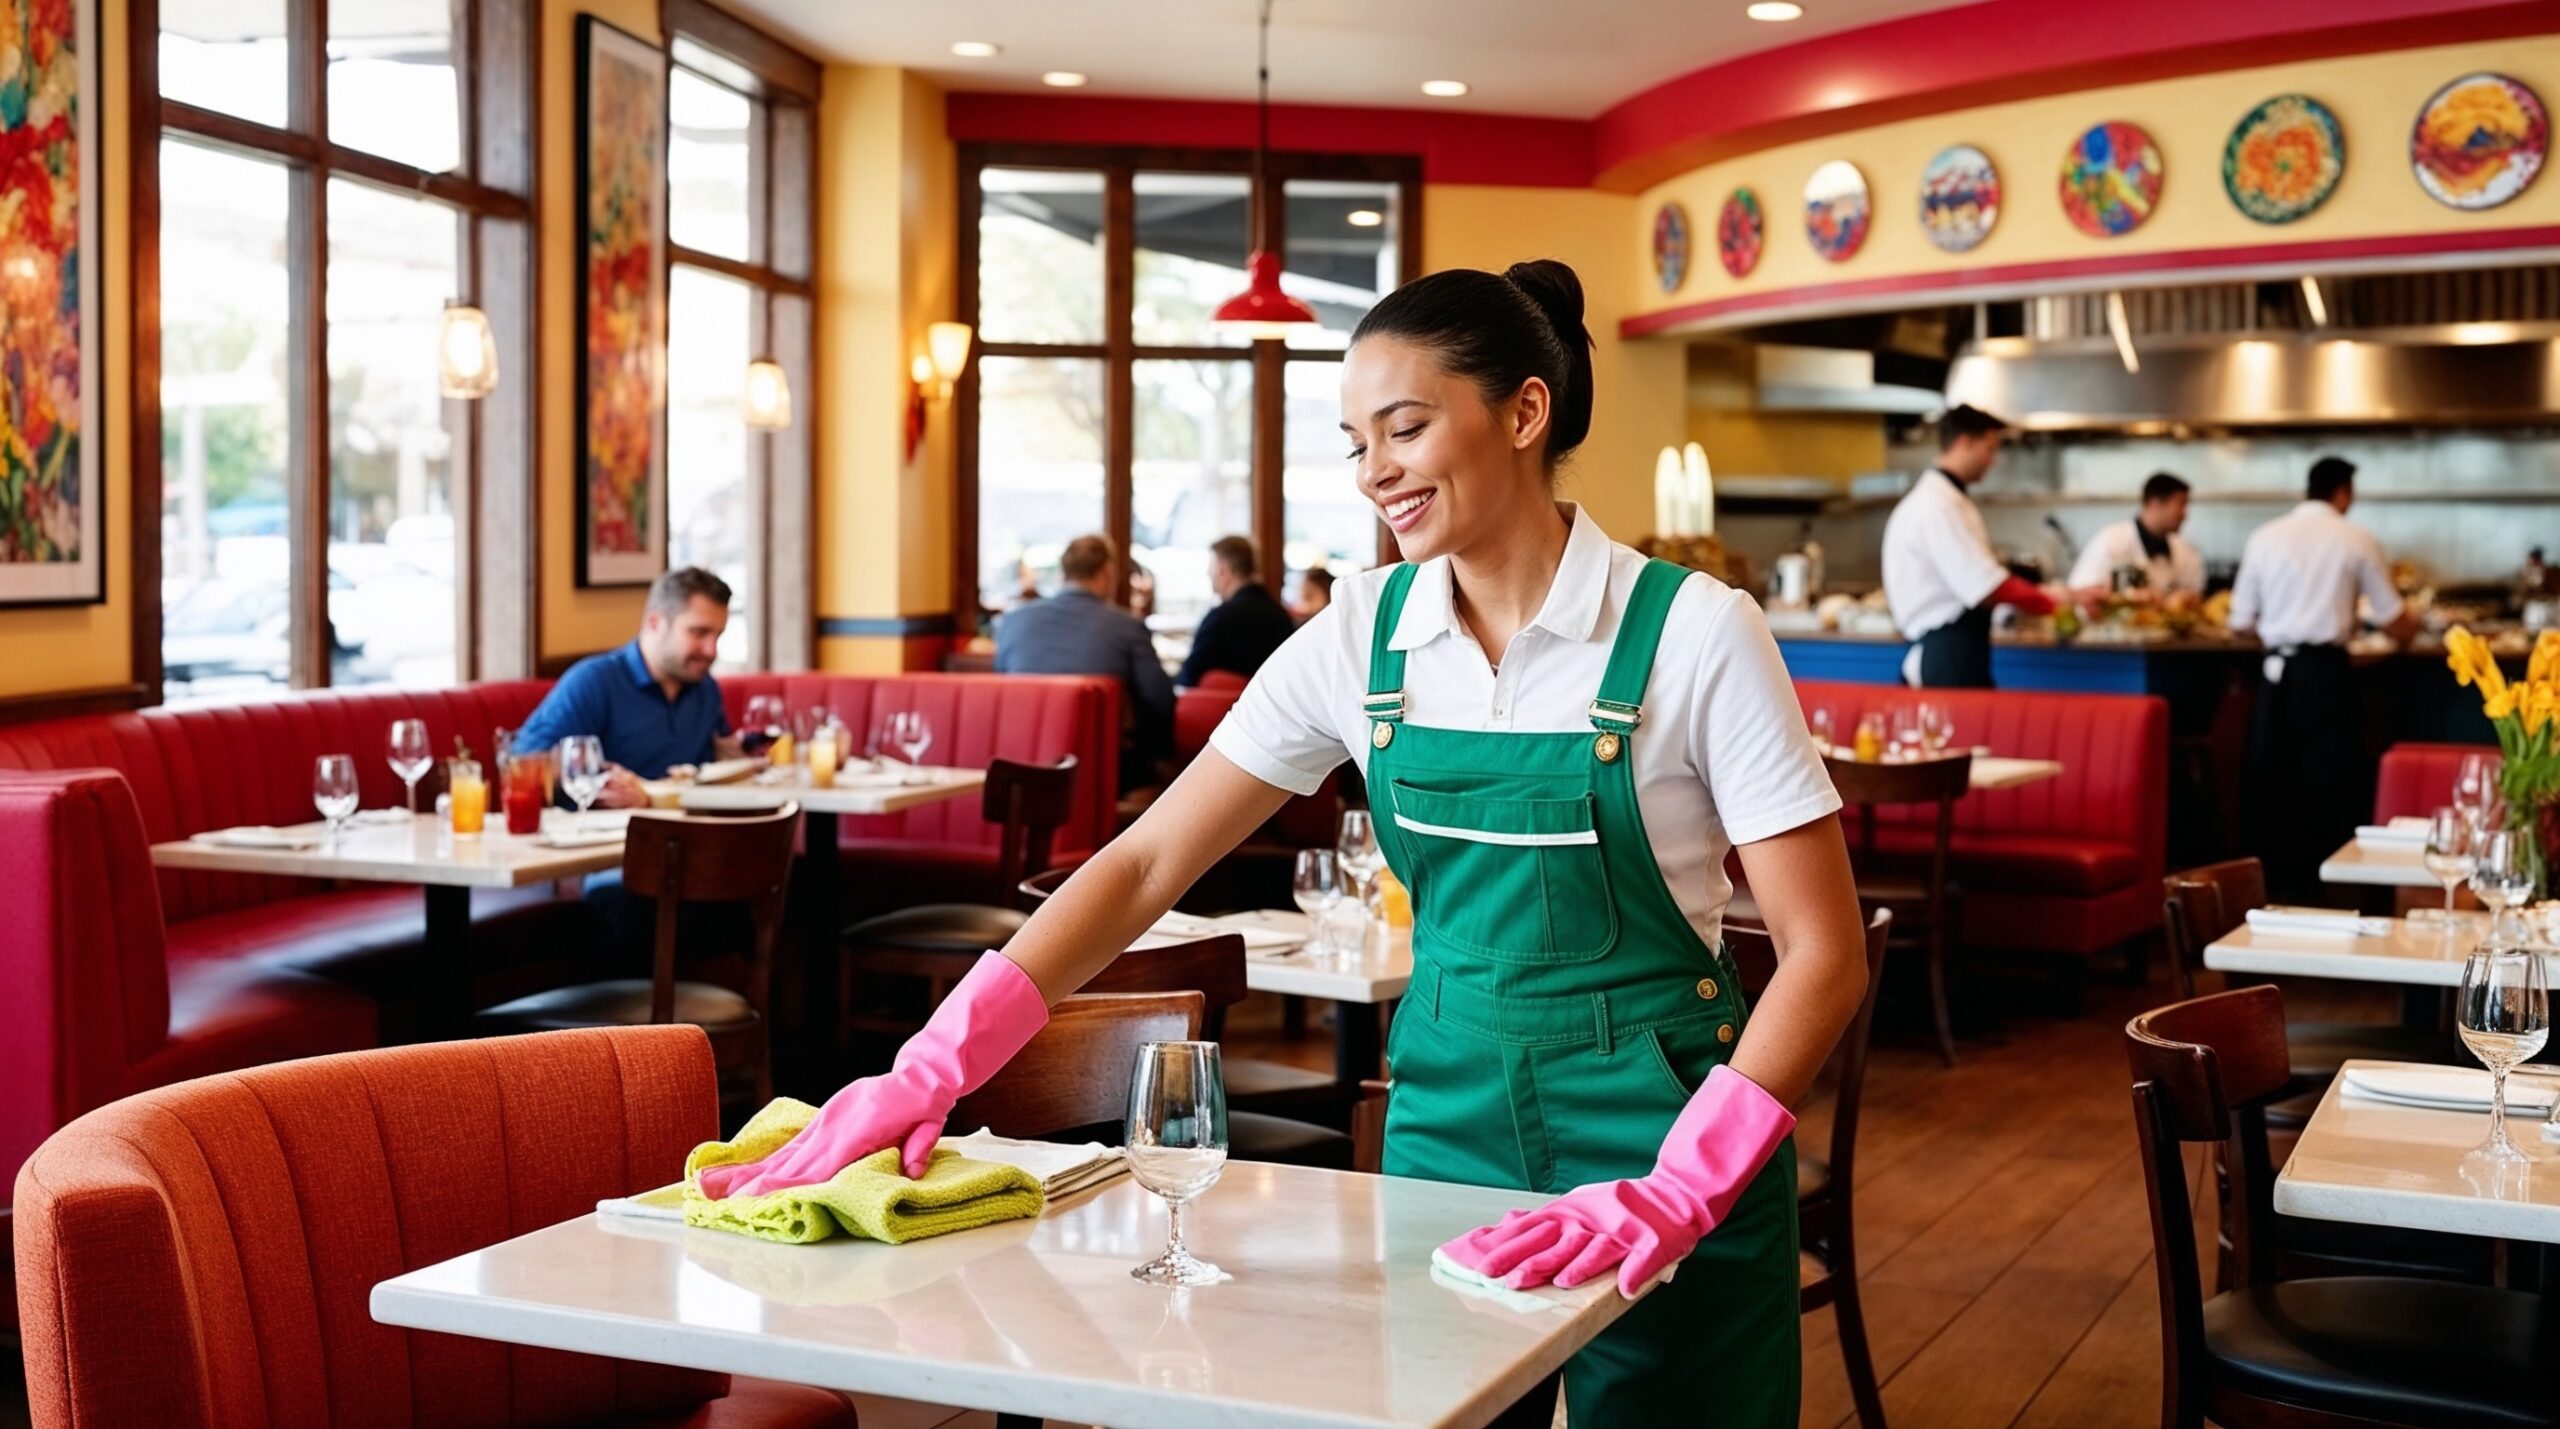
[1746, 1, 1805, 18]
[1346, 209, 1384, 228]
[1420, 79, 1469, 98]
[1042, 70, 1088, 88]
[950, 40, 1000, 58]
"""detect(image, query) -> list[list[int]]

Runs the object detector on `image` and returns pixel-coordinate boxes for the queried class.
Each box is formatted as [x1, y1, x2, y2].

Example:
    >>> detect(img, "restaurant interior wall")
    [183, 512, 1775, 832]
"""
[1683, 344, 1887, 485]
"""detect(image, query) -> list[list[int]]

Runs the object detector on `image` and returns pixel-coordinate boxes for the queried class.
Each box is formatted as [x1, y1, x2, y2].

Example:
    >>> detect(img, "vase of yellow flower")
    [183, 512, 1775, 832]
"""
[2446, 626, 2560, 897]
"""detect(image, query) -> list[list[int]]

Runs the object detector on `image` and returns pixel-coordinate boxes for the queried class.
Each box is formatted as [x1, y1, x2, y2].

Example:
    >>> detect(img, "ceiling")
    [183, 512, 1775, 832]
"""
[723, 0, 1979, 119]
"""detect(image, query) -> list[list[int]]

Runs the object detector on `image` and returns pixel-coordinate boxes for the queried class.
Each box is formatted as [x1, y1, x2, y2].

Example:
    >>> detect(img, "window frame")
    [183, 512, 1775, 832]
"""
[954, 142, 1422, 629]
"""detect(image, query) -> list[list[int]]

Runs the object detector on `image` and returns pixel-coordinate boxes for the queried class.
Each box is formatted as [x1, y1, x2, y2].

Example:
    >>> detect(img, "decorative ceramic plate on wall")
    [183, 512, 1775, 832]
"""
[1653, 202, 1690, 293]
[2411, 72, 2548, 210]
[1920, 144, 2000, 252]
[1803, 160, 1871, 263]
[2223, 94, 2345, 223]
[1717, 187, 1764, 277]
[2060, 121, 2165, 237]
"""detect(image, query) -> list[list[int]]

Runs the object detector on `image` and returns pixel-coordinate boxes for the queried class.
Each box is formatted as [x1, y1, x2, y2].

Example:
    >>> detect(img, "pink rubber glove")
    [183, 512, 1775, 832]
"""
[696, 950, 1050, 1198]
[1437, 1064, 1794, 1298]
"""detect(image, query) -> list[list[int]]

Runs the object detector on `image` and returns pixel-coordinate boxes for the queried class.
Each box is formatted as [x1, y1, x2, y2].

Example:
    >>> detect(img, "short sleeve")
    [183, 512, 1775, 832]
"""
[1206, 602, 1354, 796]
[513, 663, 597, 756]
[1689, 588, 1843, 846]
[1933, 492, 2011, 609]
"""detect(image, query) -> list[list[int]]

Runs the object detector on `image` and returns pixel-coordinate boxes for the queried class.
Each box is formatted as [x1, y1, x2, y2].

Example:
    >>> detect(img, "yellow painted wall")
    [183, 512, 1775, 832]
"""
[1424, 184, 1686, 543]
[1634, 33, 2560, 325]
[0, 1, 132, 700]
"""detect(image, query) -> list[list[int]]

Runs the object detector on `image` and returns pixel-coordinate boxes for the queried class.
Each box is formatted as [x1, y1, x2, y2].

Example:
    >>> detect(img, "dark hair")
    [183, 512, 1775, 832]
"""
[647, 566, 732, 616]
[1301, 566, 1335, 595]
[2308, 455, 2357, 502]
[1349, 260, 1596, 471]
[2140, 472, 2191, 505]
[1059, 534, 1118, 582]
[1937, 404, 2009, 449]
[1210, 535, 1257, 581]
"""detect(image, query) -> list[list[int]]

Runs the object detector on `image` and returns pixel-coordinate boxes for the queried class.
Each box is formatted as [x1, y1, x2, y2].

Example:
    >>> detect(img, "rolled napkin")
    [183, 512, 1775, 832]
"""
[2244, 906, 2393, 940]
[680, 1097, 1044, 1245]
[2341, 1064, 2560, 1114]
[2354, 817, 2432, 850]
[191, 825, 324, 850]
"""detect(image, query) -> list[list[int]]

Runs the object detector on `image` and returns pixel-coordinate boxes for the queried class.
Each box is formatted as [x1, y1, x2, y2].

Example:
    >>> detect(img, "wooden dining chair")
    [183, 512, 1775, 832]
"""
[951, 991, 1204, 1139]
[1827, 752, 1971, 1065]
[478, 806, 799, 1110]
[1729, 908, 1894, 1429]
[2127, 984, 2557, 1429]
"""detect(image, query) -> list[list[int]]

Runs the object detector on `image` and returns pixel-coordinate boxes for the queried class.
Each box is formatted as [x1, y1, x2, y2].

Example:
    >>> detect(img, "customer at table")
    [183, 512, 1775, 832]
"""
[1176, 536, 1296, 688]
[2067, 471, 2206, 601]
[512, 566, 741, 808]
[705, 259, 1870, 1429]
[1292, 564, 1335, 622]
[995, 533, 1173, 786]
[2230, 455, 2419, 896]
[1880, 404, 2054, 688]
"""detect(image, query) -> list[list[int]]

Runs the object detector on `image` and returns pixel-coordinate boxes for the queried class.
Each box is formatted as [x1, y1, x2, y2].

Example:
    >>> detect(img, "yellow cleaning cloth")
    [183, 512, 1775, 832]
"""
[681, 1098, 1046, 1245]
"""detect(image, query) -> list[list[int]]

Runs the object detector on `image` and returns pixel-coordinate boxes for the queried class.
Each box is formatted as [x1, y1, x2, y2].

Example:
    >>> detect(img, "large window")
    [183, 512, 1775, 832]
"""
[959, 148, 1418, 637]
[144, 0, 534, 703]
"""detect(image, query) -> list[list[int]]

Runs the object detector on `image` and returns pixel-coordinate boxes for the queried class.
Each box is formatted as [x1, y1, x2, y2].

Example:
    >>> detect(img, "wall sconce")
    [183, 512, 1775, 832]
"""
[437, 302, 498, 399]
[742, 358, 792, 430]
[923, 321, 974, 402]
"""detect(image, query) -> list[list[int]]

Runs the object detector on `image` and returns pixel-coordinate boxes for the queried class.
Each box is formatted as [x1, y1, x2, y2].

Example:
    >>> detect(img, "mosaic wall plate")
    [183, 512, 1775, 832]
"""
[2412, 72, 2548, 210]
[2059, 121, 2165, 237]
[2224, 94, 2345, 223]
[1803, 160, 1871, 263]
[1717, 187, 1764, 278]
[1920, 143, 2001, 252]
[1652, 201, 1690, 293]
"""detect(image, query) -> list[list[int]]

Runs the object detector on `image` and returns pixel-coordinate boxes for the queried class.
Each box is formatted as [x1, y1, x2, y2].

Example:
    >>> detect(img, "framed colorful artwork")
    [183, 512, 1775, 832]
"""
[0, 0, 101, 606]
[575, 17, 669, 588]
[2412, 73, 2547, 211]
[2059, 121, 2164, 237]
[1919, 144, 2000, 253]
[1652, 202, 1690, 294]
[1717, 188, 1764, 278]
[2224, 94, 2344, 224]
[1803, 160, 1870, 263]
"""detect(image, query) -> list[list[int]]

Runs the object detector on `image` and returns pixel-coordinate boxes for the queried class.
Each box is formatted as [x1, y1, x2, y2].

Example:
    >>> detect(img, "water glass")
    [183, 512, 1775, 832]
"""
[887, 710, 933, 767]
[1810, 708, 1834, 753]
[2473, 828, 2536, 941]
[1889, 708, 1924, 761]
[558, 735, 607, 822]
[2424, 806, 2475, 924]
[1126, 1041, 1230, 1286]
[1918, 701, 1953, 755]
[313, 754, 358, 838]
[386, 719, 431, 815]
[2459, 945, 2550, 1160]
[1336, 810, 1382, 902]
[2456, 754, 2503, 834]
[1293, 848, 1344, 956]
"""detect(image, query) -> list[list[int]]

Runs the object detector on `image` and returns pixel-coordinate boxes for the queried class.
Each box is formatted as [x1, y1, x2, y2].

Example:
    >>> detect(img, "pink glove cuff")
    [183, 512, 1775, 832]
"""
[1656, 1064, 1795, 1234]
[894, 949, 1053, 1101]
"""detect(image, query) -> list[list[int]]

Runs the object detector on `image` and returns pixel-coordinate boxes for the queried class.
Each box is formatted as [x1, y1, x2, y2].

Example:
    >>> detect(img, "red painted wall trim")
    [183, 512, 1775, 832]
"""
[945, 92, 1594, 188]
[1592, 0, 2558, 193]
[1622, 225, 2560, 337]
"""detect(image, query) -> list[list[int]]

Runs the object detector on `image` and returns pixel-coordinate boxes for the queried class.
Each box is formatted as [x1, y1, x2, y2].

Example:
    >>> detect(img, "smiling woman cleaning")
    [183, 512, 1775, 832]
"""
[701, 259, 1870, 1427]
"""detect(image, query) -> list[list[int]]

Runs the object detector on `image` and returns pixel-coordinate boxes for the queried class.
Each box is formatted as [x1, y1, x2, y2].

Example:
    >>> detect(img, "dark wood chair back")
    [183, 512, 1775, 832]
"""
[1081, 932, 1249, 1036]
[982, 756, 1080, 906]
[950, 991, 1204, 1139]
[1824, 752, 1972, 861]
[1017, 864, 1072, 904]
[2161, 858, 2267, 1001]
[1724, 908, 1893, 1194]
[621, 807, 800, 1028]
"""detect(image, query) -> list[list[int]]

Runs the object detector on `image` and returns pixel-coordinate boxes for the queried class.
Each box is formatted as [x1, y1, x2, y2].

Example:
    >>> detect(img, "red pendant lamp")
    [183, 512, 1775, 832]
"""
[1214, 0, 1316, 338]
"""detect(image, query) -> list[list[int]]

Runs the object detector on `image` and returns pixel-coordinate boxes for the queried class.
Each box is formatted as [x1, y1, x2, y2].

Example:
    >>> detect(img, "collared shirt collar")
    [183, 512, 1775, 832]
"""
[1387, 503, 1614, 652]
[1929, 466, 1971, 497]
[617, 640, 659, 690]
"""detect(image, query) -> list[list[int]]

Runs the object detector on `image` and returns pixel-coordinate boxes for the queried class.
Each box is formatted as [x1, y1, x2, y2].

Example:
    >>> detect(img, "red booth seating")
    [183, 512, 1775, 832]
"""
[1174, 684, 1239, 763]
[15, 1024, 855, 1428]
[2374, 741, 2494, 822]
[1793, 681, 2170, 957]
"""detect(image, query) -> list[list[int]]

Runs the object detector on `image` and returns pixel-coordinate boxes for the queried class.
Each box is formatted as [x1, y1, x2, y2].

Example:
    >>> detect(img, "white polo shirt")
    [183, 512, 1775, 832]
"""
[2067, 518, 2206, 597]
[1882, 469, 2008, 641]
[1209, 505, 1841, 949]
[2229, 500, 2403, 648]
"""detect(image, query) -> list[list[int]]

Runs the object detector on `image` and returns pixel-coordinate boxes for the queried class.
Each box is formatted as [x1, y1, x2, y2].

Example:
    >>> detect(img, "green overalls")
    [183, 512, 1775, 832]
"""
[1368, 558, 1800, 1427]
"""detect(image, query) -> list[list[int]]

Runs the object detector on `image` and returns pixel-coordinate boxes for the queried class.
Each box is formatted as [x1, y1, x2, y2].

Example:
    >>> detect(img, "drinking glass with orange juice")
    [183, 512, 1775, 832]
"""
[448, 750, 487, 837]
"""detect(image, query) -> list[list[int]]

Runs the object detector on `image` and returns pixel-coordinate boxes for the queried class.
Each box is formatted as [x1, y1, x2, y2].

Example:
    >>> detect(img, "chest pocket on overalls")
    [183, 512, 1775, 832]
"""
[1388, 780, 1617, 964]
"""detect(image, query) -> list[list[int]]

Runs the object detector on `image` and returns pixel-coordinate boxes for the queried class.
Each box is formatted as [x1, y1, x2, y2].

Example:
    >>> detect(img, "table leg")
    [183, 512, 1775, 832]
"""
[1335, 1000, 1385, 1088]
[423, 884, 471, 1042]
[795, 810, 843, 1062]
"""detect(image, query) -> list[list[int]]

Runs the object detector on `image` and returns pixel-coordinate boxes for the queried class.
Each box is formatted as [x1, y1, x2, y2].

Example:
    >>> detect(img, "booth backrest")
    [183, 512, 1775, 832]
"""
[719, 672, 1120, 856]
[0, 683, 552, 924]
[2374, 741, 2494, 822]
[1793, 679, 2170, 876]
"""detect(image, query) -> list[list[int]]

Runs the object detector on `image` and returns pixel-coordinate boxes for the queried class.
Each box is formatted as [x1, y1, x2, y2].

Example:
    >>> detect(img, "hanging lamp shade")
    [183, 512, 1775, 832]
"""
[1214, 251, 1315, 337]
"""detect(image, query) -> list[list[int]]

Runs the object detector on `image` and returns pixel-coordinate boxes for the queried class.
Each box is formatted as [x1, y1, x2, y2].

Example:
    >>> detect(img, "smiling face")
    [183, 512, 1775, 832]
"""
[1339, 336, 1554, 564]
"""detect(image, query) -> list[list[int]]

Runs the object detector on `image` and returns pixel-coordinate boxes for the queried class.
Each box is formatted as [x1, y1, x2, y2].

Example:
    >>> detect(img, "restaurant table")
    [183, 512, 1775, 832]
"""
[150, 811, 631, 1030]
[1140, 909, 1413, 1087]
[1817, 745, 2063, 790]
[2200, 913, 2517, 989]
[2276, 1059, 2560, 1246]
[2319, 838, 2438, 889]
[372, 1161, 1636, 1429]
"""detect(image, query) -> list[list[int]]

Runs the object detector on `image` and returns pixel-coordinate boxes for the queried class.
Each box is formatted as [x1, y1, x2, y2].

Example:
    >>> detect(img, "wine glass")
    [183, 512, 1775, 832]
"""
[1126, 1040, 1230, 1286]
[1336, 810, 1381, 906]
[1294, 848, 1344, 957]
[1918, 701, 1953, 755]
[386, 719, 431, 816]
[558, 735, 607, 826]
[1810, 708, 1835, 754]
[740, 695, 785, 759]
[2473, 829, 2537, 942]
[2455, 754, 2503, 835]
[2423, 806, 2476, 925]
[1889, 708, 1924, 761]
[313, 754, 358, 839]
[2458, 944, 2549, 1161]
[887, 710, 933, 767]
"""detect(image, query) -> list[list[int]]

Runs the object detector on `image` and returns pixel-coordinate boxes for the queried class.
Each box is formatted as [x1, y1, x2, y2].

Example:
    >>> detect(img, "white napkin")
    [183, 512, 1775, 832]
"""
[2355, 818, 2431, 850]
[2342, 1064, 2560, 1114]
[2245, 906, 2392, 940]
[350, 808, 414, 826]
[536, 825, 627, 849]
[191, 825, 324, 850]
[1137, 911, 1303, 953]
[1427, 1245, 1674, 1309]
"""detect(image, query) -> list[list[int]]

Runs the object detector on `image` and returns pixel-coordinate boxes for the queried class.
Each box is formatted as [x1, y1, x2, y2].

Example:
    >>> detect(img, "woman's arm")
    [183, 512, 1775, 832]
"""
[1726, 812, 1869, 1106]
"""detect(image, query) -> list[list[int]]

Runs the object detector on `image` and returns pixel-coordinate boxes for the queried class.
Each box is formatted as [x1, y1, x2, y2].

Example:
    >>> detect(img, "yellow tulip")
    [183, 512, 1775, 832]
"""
[2532, 631, 2560, 686]
[2486, 685, 2522, 722]
[2448, 627, 2486, 687]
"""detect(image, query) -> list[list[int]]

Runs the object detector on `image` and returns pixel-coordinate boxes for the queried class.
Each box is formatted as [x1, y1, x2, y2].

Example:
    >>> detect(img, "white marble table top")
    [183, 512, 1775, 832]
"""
[2200, 914, 2530, 987]
[372, 1163, 1632, 1429]
[672, 766, 983, 818]
[150, 810, 625, 889]
[2277, 1060, 2560, 1243]
[2319, 839, 2439, 888]
[1211, 909, 1413, 1004]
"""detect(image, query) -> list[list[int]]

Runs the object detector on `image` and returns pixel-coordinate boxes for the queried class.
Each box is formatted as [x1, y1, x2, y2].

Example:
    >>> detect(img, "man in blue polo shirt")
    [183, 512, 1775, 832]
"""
[515, 566, 741, 806]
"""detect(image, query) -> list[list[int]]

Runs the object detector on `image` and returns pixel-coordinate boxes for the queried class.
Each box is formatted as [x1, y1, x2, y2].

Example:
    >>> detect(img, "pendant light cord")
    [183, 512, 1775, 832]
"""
[1253, 0, 1272, 231]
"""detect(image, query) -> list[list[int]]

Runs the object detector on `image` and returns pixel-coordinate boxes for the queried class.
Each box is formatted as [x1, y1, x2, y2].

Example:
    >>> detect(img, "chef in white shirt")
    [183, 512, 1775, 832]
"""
[1881, 404, 2054, 688]
[2067, 472, 2206, 601]
[2228, 455, 2419, 895]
